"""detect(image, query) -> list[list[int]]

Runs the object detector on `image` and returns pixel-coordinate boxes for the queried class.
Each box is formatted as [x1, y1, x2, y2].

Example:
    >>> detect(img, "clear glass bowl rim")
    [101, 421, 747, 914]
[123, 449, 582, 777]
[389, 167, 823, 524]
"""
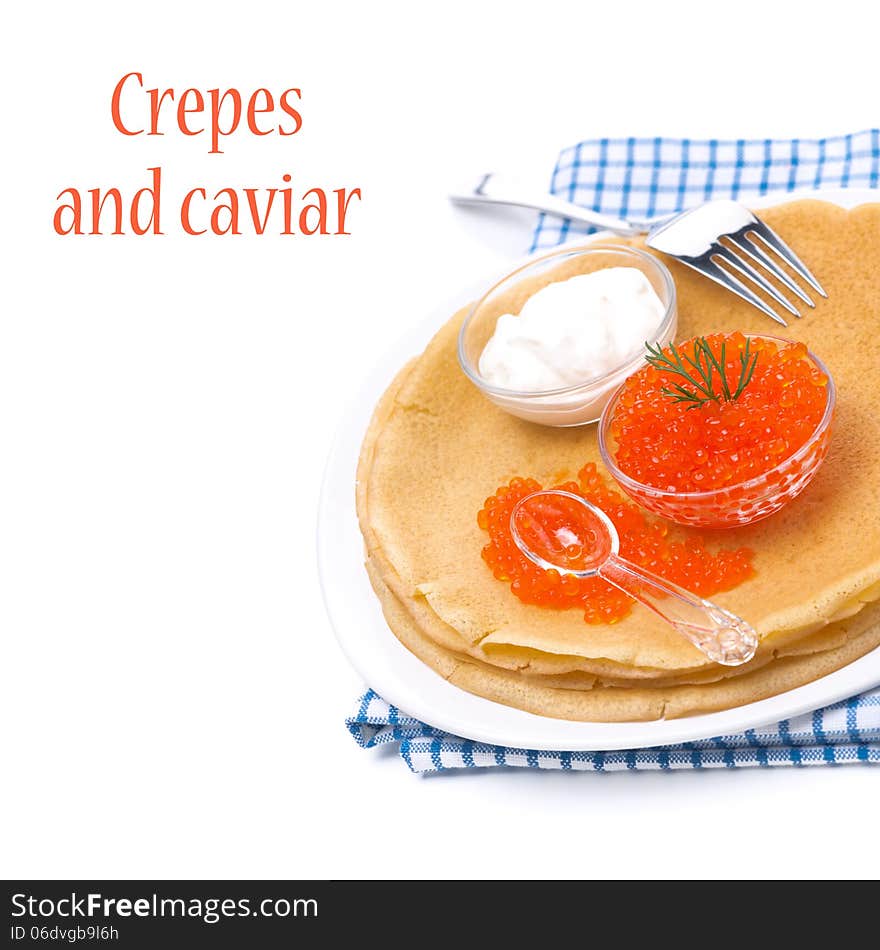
[597, 334, 837, 502]
[457, 243, 678, 399]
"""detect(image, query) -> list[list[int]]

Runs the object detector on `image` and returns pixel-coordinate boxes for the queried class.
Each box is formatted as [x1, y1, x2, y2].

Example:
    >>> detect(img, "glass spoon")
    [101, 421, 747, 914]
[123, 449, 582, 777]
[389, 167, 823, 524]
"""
[509, 489, 758, 666]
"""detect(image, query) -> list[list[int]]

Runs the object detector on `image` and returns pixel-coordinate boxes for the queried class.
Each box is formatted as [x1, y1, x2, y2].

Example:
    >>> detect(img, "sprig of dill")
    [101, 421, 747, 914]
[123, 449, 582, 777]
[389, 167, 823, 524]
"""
[645, 337, 758, 410]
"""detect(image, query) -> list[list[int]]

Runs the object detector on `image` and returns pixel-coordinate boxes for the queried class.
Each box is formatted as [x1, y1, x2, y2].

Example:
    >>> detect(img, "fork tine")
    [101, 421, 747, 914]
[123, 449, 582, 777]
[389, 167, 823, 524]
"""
[712, 245, 801, 318]
[728, 236, 814, 308]
[684, 259, 789, 326]
[748, 220, 828, 298]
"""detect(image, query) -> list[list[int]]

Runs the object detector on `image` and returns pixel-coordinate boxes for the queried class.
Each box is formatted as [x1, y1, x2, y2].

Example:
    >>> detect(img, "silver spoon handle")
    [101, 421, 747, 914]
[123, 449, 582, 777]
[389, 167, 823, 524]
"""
[597, 554, 758, 666]
[450, 174, 646, 236]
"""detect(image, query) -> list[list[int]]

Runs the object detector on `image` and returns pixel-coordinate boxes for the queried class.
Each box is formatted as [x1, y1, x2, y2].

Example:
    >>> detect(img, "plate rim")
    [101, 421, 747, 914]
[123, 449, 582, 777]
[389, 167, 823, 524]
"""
[318, 186, 880, 751]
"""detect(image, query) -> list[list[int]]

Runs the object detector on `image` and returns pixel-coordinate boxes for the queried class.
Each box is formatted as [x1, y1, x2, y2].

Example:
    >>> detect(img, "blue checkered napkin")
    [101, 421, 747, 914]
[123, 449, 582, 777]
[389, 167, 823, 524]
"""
[347, 131, 880, 772]
[348, 688, 880, 773]
[531, 129, 880, 251]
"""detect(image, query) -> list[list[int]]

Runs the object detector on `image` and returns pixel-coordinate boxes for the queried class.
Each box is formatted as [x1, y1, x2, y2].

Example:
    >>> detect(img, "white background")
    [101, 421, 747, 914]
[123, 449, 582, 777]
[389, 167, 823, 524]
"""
[2, 0, 878, 880]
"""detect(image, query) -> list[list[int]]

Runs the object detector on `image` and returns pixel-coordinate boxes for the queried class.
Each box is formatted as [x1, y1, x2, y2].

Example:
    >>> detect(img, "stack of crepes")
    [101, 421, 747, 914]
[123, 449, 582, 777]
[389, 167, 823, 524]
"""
[357, 200, 880, 721]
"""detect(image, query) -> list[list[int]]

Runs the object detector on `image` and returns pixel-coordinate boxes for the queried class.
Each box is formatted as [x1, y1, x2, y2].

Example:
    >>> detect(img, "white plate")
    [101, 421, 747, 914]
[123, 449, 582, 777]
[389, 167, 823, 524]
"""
[318, 186, 880, 751]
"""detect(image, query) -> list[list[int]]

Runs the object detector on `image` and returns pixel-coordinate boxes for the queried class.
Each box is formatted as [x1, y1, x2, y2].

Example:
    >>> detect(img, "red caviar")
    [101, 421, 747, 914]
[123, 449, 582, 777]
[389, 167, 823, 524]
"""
[477, 463, 754, 624]
[610, 333, 829, 492]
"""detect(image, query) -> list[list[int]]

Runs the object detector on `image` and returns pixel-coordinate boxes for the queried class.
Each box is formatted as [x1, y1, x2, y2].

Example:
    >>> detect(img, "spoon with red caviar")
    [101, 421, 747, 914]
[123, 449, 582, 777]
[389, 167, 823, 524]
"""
[510, 489, 758, 666]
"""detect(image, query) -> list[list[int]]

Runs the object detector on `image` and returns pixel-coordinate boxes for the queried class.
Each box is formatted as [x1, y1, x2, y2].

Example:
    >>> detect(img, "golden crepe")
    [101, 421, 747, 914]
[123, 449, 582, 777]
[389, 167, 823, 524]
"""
[357, 200, 880, 720]
[366, 555, 880, 721]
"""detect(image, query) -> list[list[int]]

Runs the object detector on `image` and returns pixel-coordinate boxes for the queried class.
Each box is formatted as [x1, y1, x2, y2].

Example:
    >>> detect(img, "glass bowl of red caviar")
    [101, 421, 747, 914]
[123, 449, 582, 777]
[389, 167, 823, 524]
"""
[597, 333, 836, 528]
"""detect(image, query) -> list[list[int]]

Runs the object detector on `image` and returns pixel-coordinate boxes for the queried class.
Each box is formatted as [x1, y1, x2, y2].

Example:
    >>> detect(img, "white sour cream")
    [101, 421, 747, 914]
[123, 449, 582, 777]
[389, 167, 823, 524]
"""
[478, 267, 666, 392]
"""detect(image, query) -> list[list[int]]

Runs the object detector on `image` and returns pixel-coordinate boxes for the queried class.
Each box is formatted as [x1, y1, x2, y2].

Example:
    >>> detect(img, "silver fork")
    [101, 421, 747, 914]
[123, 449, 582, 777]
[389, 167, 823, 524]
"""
[451, 173, 827, 326]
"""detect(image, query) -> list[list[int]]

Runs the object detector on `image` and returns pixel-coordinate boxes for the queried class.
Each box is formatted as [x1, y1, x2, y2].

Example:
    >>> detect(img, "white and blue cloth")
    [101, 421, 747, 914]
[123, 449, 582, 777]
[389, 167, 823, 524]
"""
[531, 129, 879, 250]
[348, 688, 880, 773]
[349, 130, 880, 773]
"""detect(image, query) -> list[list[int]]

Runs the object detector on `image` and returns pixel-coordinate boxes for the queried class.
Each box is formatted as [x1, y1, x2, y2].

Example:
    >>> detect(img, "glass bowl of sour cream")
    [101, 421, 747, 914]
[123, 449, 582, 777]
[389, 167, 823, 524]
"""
[457, 244, 677, 426]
